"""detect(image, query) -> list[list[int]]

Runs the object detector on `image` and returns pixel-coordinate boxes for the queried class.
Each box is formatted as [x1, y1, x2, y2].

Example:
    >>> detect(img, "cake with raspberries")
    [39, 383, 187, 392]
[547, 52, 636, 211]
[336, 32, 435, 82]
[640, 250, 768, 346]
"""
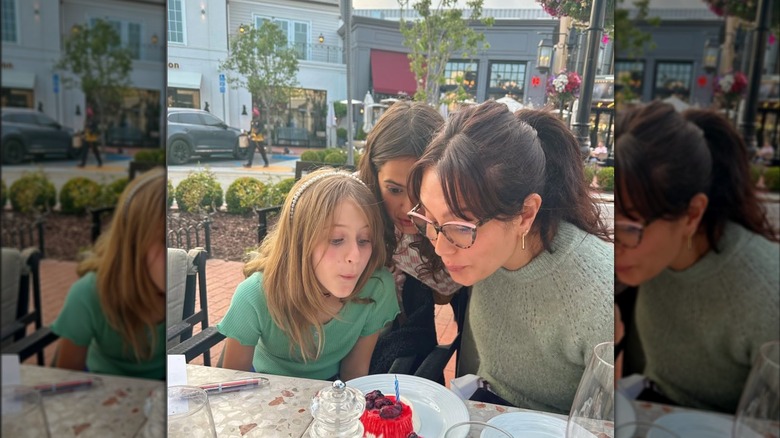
[361, 390, 421, 438]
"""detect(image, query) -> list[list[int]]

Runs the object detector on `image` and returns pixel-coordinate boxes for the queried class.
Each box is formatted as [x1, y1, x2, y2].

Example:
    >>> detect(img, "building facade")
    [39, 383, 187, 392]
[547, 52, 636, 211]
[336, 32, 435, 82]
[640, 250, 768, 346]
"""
[1, 0, 165, 147]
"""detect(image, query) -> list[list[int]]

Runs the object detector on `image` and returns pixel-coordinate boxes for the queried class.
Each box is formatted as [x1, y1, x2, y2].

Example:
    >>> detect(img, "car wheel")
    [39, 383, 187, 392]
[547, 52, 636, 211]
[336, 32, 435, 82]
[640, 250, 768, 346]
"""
[2, 139, 26, 164]
[233, 144, 249, 160]
[168, 139, 191, 165]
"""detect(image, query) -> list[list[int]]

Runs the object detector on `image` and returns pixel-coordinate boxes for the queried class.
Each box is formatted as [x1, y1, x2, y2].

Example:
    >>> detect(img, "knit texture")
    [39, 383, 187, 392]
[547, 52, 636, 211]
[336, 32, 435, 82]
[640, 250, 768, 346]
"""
[636, 222, 780, 413]
[463, 222, 613, 414]
[217, 268, 399, 380]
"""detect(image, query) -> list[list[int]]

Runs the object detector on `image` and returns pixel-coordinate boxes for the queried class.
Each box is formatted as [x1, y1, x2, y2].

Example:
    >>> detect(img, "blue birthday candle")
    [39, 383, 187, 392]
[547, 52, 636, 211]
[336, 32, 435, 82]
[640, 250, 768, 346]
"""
[394, 375, 400, 405]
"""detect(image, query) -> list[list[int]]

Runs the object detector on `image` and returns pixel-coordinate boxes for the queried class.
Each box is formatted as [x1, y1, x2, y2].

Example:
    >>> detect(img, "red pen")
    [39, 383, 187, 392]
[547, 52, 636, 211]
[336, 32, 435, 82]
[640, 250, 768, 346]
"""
[33, 379, 95, 395]
[199, 378, 268, 395]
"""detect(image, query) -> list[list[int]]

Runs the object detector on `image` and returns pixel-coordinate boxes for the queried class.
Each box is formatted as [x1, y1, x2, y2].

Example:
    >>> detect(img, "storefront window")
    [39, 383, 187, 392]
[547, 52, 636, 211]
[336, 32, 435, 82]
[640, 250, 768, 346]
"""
[89, 88, 161, 147]
[486, 61, 526, 101]
[653, 61, 693, 102]
[167, 88, 200, 109]
[615, 60, 644, 100]
[1, 88, 33, 108]
[257, 88, 327, 147]
[442, 60, 478, 99]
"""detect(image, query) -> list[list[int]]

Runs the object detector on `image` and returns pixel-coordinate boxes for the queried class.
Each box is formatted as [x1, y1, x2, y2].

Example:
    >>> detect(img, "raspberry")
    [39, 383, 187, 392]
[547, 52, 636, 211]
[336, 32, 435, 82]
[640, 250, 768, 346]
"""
[365, 390, 384, 401]
[365, 399, 374, 410]
[379, 404, 402, 419]
[373, 397, 393, 409]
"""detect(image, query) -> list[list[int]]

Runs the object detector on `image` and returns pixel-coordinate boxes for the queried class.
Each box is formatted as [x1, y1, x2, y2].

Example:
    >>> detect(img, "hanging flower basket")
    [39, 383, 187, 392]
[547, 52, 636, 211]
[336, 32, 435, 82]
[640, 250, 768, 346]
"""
[701, 0, 780, 26]
[536, 0, 615, 34]
[714, 70, 748, 109]
[547, 70, 582, 105]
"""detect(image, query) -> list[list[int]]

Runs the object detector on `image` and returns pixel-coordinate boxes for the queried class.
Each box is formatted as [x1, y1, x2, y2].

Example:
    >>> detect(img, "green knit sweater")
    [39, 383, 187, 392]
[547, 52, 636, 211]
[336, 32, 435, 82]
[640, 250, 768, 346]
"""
[635, 222, 780, 413]
[460, 222, 614, 414]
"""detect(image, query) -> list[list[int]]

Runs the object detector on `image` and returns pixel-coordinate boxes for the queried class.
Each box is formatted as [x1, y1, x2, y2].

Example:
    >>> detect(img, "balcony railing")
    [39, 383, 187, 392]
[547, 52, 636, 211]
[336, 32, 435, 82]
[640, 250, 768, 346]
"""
[289, 42, 343, 65]
[59, 37, 165, 63]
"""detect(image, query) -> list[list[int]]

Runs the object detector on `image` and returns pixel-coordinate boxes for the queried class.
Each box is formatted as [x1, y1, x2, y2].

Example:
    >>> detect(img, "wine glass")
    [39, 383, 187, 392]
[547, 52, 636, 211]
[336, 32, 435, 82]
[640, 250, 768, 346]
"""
[443, 421, 513, 438]
[1, 385, 51, 438]
[567, 341, 614, 438]
[733, 340, 780, 438]
[167, 385, 217, 438]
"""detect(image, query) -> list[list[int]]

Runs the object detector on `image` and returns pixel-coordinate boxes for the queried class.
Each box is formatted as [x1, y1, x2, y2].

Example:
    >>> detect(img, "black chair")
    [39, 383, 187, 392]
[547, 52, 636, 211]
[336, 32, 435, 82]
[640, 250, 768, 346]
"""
[1, 247, 59, 365]
[166, 247, 222, 365]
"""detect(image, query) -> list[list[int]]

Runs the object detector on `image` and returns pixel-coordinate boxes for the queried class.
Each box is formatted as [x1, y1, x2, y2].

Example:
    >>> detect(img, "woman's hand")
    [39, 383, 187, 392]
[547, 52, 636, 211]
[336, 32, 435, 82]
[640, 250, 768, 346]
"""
[221, 338, 254, 371]
[339, 332, 380, 381]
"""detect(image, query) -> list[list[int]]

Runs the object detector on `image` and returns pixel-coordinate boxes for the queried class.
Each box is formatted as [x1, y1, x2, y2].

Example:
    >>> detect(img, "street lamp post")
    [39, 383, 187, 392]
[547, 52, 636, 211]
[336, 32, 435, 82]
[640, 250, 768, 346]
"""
[571, 0, 607, 161]
[739, 0, 770, 160]
[537, 39, 554, 74]
[342, 0, 354, 165]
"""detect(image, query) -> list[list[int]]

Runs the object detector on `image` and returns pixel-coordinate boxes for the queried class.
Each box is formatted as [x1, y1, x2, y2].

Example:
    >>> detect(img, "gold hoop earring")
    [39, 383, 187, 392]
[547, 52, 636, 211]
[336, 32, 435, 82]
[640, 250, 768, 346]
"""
[687, 234, 692, 250]
[522, 231, 528, 250]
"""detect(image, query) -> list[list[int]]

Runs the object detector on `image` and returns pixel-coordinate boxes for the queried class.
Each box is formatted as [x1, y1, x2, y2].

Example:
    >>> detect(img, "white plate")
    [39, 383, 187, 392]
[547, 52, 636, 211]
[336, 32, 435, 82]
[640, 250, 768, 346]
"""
[480, 412, 596, 438]
[347, 374, 469, 438]
[650, 412, 760, 438]
[615, 391, 636, 438]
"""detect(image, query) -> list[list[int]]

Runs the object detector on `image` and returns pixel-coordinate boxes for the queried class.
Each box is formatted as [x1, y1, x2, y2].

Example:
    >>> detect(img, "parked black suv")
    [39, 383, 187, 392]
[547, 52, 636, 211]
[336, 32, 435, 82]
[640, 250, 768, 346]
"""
[166, 108, 248, 164]
[1, 107, 77, 164]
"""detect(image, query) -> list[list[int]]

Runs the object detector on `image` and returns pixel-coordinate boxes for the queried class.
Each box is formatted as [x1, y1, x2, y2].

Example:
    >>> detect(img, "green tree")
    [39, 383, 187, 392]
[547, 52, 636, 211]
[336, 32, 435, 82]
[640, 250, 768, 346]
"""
[398, 0, 493, 106]
[220, 21, 299, 124]
[55, 19, 133, 146]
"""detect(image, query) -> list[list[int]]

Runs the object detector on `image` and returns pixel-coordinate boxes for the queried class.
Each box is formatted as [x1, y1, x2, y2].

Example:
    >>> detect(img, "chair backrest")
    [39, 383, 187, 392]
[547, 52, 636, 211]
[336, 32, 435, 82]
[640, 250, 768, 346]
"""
[166, 247, 209, 348]
[1, 248, 24, 332]
[1, 247, 50, 365]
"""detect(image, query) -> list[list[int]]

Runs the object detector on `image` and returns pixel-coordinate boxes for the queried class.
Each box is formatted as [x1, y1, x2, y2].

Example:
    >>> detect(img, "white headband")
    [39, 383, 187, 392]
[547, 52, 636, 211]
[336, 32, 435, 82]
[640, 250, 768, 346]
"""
[289, 171, 368, 222]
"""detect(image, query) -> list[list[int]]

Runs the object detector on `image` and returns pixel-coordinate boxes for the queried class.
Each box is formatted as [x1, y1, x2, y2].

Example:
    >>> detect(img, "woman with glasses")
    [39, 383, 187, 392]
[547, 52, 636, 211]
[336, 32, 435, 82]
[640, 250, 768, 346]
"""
[614, 101, 779, 413]
[357, 101, 464, 378]
[407, 101, 613, 413]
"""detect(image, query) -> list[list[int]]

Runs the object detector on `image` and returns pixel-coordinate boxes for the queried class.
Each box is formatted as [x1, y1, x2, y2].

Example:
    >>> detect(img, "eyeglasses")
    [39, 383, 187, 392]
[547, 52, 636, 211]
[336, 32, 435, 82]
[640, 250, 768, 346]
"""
[614, 220, 646, 249]
[407, 204, 485, 249]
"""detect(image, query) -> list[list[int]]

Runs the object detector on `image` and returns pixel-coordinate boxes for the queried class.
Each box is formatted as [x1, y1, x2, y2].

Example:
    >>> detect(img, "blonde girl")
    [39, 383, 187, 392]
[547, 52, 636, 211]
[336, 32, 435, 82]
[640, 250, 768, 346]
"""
[51, 168, 166, 379]
[217, 168, 399, 380]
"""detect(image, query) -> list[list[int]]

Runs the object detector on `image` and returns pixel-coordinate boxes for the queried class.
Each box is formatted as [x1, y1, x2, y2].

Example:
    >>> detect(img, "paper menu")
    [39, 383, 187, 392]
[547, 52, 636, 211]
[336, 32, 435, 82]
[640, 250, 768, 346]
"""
[1, 354, 22, 387]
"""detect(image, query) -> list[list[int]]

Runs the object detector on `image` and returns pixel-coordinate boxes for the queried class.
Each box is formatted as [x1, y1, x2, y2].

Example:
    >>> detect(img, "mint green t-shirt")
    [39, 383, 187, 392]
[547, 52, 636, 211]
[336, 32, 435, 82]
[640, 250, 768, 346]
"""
[217, 268, 399, 380]
[50, 272, 165, 380]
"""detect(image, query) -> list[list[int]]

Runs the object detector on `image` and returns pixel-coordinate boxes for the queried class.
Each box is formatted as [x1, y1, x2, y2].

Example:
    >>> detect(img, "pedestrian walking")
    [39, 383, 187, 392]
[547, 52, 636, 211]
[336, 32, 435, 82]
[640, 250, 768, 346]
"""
[243, 107, 269, 168]
[78, 106, 102, 167]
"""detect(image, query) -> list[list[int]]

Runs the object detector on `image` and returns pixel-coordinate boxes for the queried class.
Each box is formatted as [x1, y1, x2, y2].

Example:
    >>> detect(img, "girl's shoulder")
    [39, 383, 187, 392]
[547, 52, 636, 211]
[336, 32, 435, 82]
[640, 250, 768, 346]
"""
[234, 272, 266, 303]
[356, 267, 394, 299]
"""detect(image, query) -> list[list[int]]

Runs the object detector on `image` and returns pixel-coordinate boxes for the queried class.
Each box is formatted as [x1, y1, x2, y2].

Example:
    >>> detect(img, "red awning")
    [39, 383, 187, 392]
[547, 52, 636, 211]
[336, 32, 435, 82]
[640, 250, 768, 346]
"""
[370, 49, 418, 96]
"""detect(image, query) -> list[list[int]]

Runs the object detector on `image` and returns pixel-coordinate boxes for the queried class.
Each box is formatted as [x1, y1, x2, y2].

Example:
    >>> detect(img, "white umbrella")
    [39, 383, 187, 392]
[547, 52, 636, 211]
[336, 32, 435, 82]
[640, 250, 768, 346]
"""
[662, 95, 690, 112]
[363, 91, 375, 133]
[496, 96, 523, 113]
[326, 101, 337, 128]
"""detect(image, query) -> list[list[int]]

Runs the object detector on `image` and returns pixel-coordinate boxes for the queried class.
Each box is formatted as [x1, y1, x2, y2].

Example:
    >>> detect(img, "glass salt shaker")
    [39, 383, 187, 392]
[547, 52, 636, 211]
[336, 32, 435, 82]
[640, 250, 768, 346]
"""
[310, 380, 365, 438]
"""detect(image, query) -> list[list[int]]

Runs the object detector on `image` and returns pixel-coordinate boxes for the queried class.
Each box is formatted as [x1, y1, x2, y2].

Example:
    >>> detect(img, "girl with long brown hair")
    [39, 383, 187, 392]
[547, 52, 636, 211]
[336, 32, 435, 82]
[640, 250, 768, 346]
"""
[217, 169, 399, 380]
[51, 168, 166, 379]
[357, 101, 463, 376]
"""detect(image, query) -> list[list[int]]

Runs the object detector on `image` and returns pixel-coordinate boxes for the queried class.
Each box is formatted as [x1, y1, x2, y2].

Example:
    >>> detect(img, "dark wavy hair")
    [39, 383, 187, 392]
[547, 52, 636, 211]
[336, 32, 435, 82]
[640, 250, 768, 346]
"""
[615, 101, 778, 251]
[357, 101, 444, 265]
[407, 100, 611, 277]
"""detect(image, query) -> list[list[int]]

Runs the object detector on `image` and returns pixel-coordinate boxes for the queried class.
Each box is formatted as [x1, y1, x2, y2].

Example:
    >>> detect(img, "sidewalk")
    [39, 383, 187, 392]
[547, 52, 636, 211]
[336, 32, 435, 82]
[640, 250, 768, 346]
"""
[27, 258, 459, 385]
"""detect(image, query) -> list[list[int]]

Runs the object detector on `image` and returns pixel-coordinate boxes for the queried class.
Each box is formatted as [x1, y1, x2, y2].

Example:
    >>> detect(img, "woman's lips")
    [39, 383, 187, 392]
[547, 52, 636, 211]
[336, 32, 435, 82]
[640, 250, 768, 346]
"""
[445, 264, 465, 273]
